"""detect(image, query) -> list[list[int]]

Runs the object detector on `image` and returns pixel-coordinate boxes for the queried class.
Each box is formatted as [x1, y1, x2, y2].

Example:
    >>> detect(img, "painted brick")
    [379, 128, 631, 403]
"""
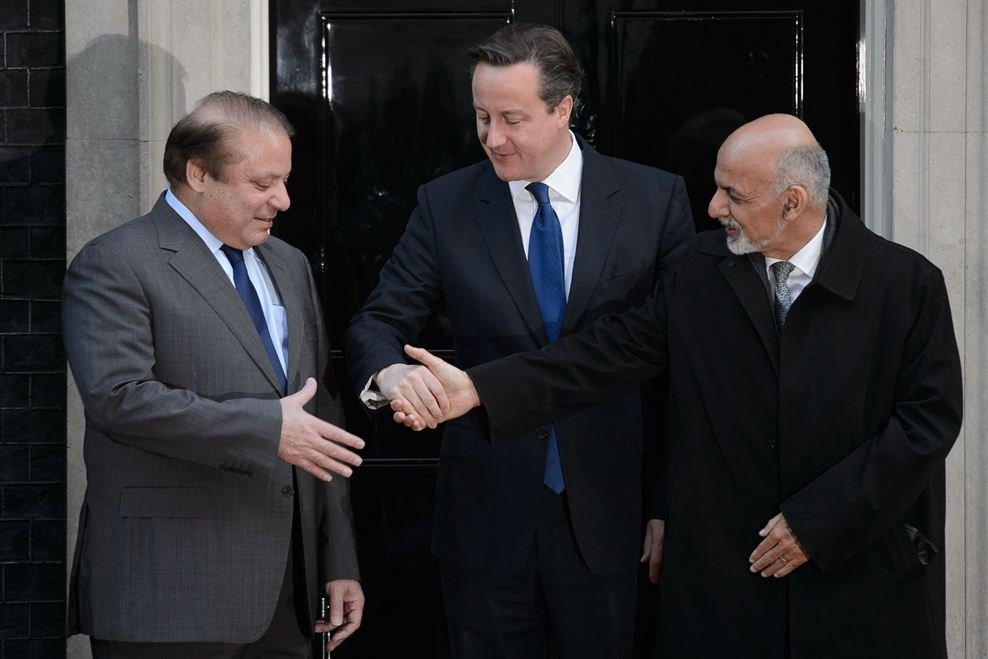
[6, 109, 62, 145]
[28, 70, 64, 108]
[29, 301, 60, 333]
[29, 602, 63, 637]
[27, 227, 60, 259]
[0, 301, 29, 333]
[0, 1, 28, 30]
[5, 33, 62, 69]
[0, 228, 29, 257]
[2, 484, 65, 518]
[29, 521, 63, 562]
[3, 410, 63, 444]
[0, 603, 30, 639]
[0, 186, 64, 226]
[1, 260, 63, 299]
[0, 71, 28, 107]
[0, 521, 30, 562]
[28, 445, 63, 482]
[28, 374, 64, 409]
[0, 447, 29, 482]
[3, 336, 64, 371]
[28, 0, 60, 31]
[4, 564, 62, 602]
[0, 374, 29, 407]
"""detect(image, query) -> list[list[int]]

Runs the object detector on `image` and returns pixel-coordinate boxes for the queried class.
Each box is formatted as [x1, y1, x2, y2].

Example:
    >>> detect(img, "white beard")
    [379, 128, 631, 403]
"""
[719, 216, 784, 255]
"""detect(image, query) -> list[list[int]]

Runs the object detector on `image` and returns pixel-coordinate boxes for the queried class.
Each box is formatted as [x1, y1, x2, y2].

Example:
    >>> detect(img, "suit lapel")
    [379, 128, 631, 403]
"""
[474, 170, 547, 342]
[153, 198, 284, 394]
[709, 245, 780, 374]
[562, 142, 620, 333]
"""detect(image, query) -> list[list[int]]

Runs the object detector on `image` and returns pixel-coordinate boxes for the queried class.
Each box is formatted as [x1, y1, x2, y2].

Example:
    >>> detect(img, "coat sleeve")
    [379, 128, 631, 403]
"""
[469, 275, 671, 439]
[780, 267, 963, 572]
[62, 241, 283, 477]
[344, 183, 443, 395]
[644, 174, 694, 520]
[305, 254, 360, 582]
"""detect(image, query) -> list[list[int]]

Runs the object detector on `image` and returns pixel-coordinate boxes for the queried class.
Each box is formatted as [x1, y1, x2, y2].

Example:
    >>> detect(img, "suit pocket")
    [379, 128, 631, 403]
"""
[118, 487, 208, 518]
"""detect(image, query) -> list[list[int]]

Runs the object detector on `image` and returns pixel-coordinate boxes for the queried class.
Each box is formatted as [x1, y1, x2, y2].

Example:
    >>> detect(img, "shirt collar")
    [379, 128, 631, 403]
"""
[765, 216, 828, 278]
[165, 189, 255, 258]
[507, 131, 583, 202]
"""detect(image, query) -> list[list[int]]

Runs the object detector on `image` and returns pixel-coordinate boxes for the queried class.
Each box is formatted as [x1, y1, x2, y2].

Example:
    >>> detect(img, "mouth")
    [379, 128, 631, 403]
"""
[719, 217, 740, 238]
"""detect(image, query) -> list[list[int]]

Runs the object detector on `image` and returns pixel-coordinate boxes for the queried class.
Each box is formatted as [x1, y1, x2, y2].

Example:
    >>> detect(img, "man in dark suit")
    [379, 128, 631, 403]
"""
[396, 114, 963, 659]
[63, 91, 365, 658]
[344, 23, 693, 659]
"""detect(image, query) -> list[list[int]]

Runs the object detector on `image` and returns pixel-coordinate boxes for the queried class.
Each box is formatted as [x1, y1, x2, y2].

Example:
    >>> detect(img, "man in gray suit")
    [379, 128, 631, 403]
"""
[64, 91, 365, 658]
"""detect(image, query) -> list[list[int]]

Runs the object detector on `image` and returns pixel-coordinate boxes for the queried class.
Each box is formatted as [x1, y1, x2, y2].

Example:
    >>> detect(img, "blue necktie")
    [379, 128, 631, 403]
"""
[526, 182, 566, 494]
[220, 245, 287, 394]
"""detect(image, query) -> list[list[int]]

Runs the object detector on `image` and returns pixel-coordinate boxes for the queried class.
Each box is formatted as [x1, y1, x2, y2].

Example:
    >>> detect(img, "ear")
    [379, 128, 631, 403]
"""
[185, 159, 208, 193]
[554, 95, 574, 127]
[781, 185, 810, 222]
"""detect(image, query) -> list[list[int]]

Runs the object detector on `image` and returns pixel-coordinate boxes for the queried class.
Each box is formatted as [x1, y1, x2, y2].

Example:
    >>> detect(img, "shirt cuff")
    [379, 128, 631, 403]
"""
[358, 374, 390, 410]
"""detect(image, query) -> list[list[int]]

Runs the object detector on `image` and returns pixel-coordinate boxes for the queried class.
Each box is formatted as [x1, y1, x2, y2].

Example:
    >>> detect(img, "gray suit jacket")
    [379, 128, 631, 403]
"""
[63, 194, 358, 643]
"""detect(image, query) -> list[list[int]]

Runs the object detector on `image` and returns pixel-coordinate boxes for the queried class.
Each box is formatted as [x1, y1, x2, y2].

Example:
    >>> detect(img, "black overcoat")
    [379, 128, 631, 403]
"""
[470, 195, 963, 658]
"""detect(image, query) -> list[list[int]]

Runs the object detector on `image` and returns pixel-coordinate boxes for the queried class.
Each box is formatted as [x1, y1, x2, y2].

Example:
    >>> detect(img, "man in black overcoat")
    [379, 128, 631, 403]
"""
[392, 114, 964, 659]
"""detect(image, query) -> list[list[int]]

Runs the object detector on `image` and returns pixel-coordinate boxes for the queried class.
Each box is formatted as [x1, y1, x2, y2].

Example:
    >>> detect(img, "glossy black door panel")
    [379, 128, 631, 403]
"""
[271, 2, 859, 656]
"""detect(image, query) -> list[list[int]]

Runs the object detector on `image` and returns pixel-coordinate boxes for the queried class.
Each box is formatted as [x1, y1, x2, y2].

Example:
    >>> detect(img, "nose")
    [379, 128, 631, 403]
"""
[708, 189, 727, 219]
[484, 120, 505, 150]
[271, 181, 291, 212]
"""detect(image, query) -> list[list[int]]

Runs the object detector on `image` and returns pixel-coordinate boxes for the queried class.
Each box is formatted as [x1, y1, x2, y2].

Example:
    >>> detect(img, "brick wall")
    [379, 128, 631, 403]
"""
[0, 0, 67, 656]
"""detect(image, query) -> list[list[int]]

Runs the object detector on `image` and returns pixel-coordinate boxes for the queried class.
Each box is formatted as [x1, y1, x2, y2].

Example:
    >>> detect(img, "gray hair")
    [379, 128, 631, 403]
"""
[773, 146, 831, 207]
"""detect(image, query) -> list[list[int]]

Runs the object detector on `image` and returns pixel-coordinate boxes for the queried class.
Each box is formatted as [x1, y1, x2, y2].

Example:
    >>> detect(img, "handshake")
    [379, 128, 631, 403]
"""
[375, 346, 482, 430]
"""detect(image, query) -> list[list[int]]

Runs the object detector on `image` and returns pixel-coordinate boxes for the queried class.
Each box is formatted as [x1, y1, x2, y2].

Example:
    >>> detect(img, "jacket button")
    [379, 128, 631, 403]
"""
[536, 427, 549, 440]
[768, 435, 777, 449]
[282, 486, 295, 497]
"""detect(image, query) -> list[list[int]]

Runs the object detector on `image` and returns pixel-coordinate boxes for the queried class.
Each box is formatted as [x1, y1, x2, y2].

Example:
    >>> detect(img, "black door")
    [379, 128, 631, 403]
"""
[270, 2, 859, 656]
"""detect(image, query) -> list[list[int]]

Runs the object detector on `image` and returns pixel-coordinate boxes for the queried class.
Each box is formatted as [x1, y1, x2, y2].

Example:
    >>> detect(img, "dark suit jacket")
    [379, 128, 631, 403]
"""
[345, 138, 694, 575]
[468, 195, 963, 658]
[63, 195, 358, 642]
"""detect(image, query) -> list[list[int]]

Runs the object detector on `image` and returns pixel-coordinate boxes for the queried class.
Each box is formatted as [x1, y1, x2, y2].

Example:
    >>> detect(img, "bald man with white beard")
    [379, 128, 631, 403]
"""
[392, 115, 963, 659]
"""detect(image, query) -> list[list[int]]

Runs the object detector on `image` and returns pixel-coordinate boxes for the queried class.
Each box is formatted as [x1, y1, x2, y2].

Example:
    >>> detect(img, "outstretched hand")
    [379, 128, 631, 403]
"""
[278, 378, 364, 480]
[390, 345, 480, 430]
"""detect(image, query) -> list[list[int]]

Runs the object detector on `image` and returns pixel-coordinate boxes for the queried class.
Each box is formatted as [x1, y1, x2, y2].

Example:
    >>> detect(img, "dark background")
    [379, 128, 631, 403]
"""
[0, 0, 68, 657]
[0, 0, 860, 656]
[271, 1, 860, 657]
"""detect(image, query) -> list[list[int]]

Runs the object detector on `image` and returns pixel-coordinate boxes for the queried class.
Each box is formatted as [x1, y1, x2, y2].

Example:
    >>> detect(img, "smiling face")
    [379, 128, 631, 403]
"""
[707, 150, 788, 257]
[472, 62, 573, 182]
[189, 127, 292, 250]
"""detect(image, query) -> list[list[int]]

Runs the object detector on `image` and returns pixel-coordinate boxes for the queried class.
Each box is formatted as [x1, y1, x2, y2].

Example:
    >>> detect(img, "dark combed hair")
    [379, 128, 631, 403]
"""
[468, 23, 583, 114]
[162, 90, 295, 187]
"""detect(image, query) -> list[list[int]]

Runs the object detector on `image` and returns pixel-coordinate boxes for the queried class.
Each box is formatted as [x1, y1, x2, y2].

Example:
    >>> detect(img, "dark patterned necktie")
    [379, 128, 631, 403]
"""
[771, 260, 796, 331]
[220, 245, 287, 393]
[526, 182, 566, 493]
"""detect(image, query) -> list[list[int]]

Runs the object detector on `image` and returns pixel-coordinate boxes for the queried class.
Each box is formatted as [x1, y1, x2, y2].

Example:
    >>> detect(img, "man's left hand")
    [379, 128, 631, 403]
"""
[314, 578, 365, 651]
[749, 512, 808, 578]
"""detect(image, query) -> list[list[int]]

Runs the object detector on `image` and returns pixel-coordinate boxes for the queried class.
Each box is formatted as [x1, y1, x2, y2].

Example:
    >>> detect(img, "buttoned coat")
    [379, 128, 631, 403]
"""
[63, 195, 358, 642]
[345, 138, 694, 576]
[470, 195, 963, 658]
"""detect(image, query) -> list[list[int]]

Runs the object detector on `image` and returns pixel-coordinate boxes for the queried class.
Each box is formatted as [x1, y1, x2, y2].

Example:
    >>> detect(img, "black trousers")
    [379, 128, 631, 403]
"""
[441, 488, 638, 659]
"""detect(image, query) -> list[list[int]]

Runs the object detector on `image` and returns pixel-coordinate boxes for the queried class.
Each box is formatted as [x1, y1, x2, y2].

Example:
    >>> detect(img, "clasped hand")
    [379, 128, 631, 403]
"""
[749, 512, 809, 578]
[384, 346, 480, 430]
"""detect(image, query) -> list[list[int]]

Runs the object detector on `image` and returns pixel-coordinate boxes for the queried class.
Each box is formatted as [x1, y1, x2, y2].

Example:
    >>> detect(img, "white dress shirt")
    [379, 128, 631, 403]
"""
[165, 189, 288, 373]
[764, 217, 827, 304]
[507, 130, 584, 297]
[360, 133, 585, 408]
